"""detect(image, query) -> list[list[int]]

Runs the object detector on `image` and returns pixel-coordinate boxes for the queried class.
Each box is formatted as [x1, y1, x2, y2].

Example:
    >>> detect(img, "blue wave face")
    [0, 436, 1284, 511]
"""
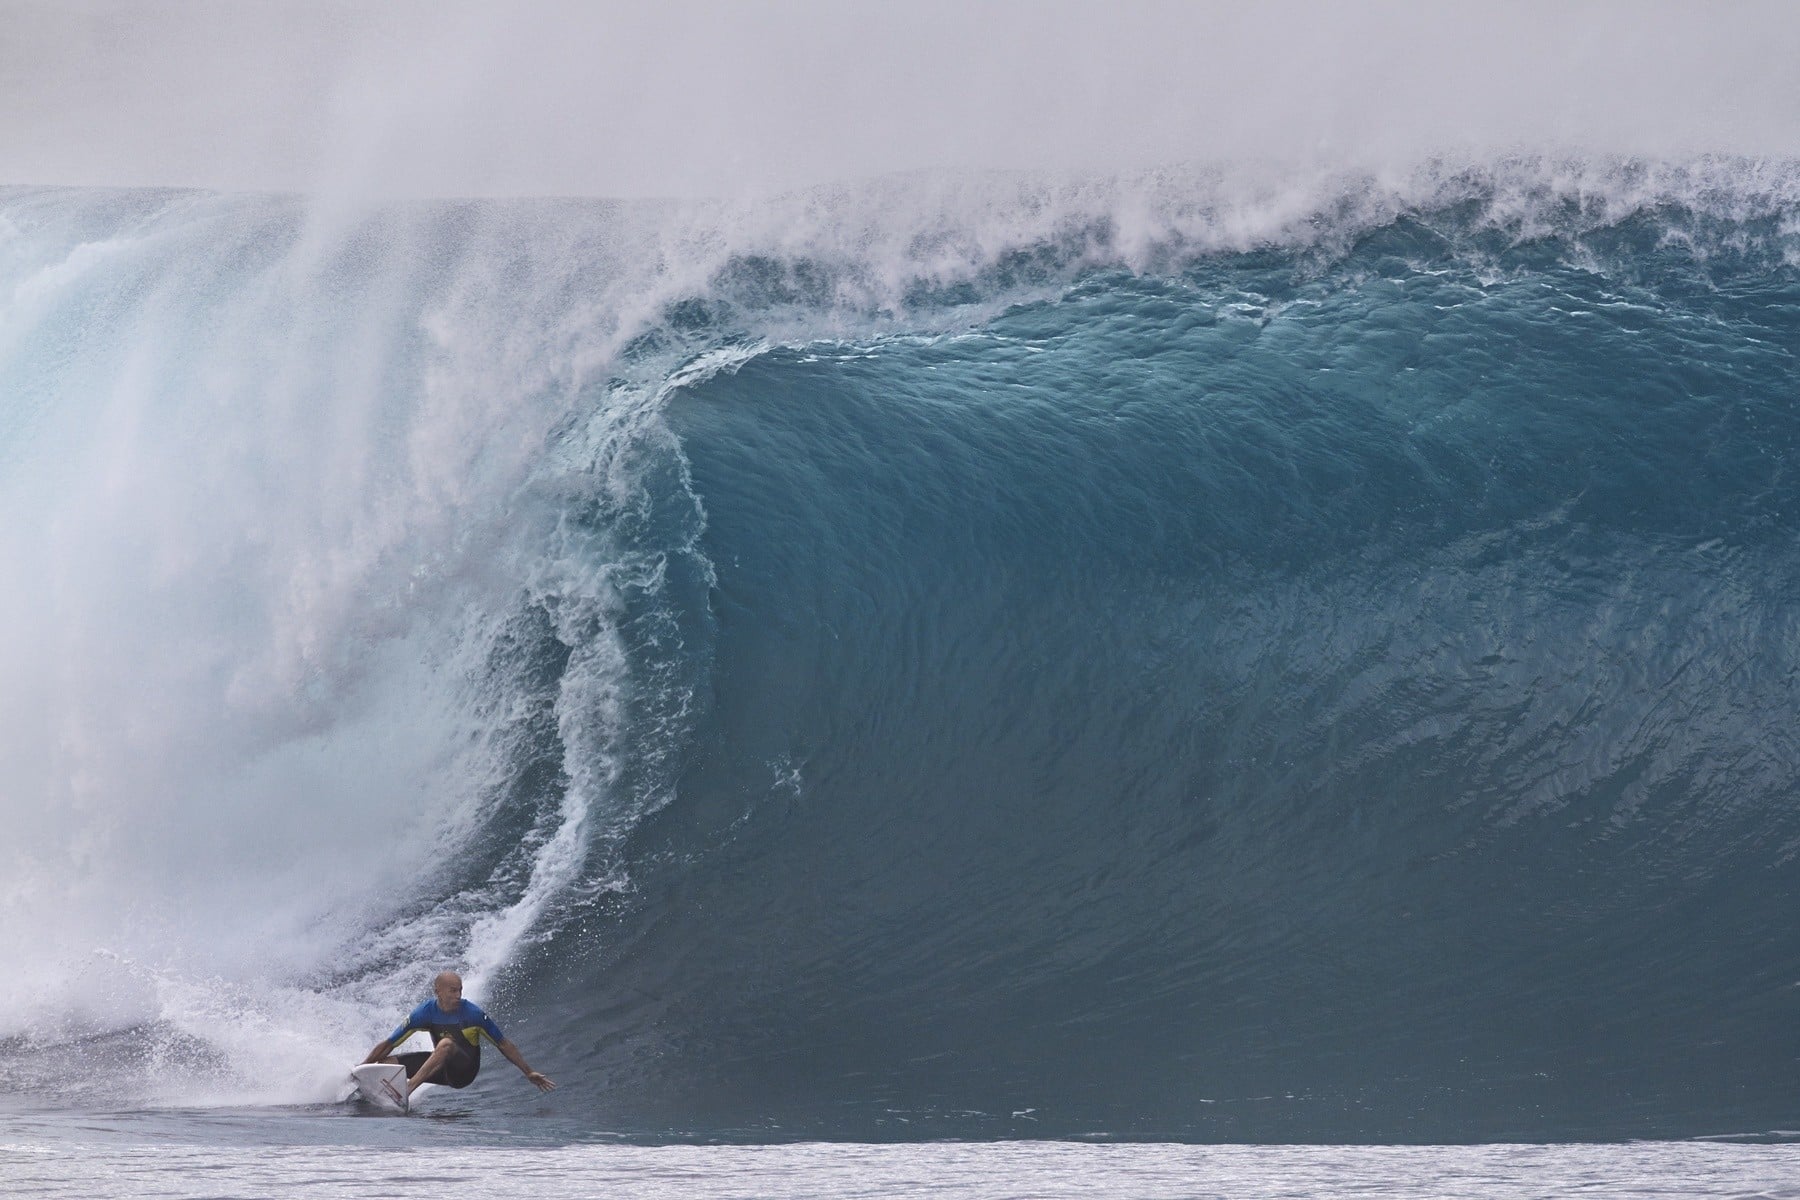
[536, 224, 1800, 1139]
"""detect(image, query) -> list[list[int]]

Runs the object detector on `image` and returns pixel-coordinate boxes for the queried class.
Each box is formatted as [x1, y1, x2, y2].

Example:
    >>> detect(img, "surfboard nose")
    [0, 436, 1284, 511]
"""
[349, 1063, 410, 1114]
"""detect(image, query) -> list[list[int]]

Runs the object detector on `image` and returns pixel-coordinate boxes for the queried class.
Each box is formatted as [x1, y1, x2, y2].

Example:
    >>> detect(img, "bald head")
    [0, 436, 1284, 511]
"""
[432, 971, 464, 1009]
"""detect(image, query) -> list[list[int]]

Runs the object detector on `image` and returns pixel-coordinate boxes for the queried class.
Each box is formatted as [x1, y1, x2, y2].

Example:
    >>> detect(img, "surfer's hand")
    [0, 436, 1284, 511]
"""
[527, 1070, 557, 1092]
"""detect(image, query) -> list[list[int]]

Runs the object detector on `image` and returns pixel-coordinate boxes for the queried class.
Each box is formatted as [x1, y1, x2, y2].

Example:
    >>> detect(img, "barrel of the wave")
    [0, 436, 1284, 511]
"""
[593, 209, 1800, 1137]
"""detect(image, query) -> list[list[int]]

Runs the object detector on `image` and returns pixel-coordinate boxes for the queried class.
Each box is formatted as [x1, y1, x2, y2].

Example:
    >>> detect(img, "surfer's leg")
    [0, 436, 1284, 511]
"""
[405, 1039, 459, 1094]
[438, 1045, 480, 1089]
[393, 1051, 432, 1077]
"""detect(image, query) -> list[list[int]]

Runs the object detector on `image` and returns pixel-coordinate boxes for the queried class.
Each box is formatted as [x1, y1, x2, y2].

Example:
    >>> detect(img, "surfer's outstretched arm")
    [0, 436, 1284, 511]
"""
[361, 1038, 398, 1064]
[495, 1037, 556, 1091]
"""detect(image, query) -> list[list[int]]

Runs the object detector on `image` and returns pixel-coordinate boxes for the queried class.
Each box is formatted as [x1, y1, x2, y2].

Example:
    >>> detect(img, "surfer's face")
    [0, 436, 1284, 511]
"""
[433, 975, 463, 1010]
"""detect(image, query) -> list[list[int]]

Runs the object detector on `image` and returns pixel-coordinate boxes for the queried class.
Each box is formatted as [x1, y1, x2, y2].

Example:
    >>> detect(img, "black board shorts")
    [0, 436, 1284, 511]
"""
[395, 1042, 481, 1089]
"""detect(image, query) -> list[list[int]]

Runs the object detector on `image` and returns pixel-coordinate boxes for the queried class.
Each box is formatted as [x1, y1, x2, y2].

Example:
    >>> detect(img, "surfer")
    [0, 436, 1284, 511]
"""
[362, 970, 557, 1096]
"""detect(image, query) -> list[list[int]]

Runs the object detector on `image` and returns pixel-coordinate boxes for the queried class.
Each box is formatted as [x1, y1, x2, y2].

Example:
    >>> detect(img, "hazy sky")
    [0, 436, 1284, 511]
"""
[1, 0, 1796, 198]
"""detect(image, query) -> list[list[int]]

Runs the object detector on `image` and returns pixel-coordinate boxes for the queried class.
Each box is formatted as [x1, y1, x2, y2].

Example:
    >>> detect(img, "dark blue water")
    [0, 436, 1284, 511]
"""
[522, 211, 1800, 1141]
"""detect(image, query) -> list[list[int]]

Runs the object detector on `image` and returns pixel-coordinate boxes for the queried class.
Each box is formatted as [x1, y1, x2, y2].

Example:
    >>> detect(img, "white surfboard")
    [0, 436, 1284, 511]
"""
[349, 1062, 410, 1113]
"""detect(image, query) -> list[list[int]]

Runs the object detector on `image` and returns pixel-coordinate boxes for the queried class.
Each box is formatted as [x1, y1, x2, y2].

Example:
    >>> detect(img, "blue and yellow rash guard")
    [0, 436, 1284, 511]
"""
[389, 998, 506, 1056]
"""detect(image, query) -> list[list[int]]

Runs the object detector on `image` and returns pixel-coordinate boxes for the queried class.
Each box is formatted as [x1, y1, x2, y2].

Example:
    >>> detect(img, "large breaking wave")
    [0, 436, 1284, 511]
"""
[1, 157, 1798, 1140]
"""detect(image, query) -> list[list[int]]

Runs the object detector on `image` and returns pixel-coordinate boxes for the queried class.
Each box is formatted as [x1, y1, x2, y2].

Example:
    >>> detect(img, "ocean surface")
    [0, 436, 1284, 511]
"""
[7, 1134, 1800, 1199]
[2, 156, 1800, 1192]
